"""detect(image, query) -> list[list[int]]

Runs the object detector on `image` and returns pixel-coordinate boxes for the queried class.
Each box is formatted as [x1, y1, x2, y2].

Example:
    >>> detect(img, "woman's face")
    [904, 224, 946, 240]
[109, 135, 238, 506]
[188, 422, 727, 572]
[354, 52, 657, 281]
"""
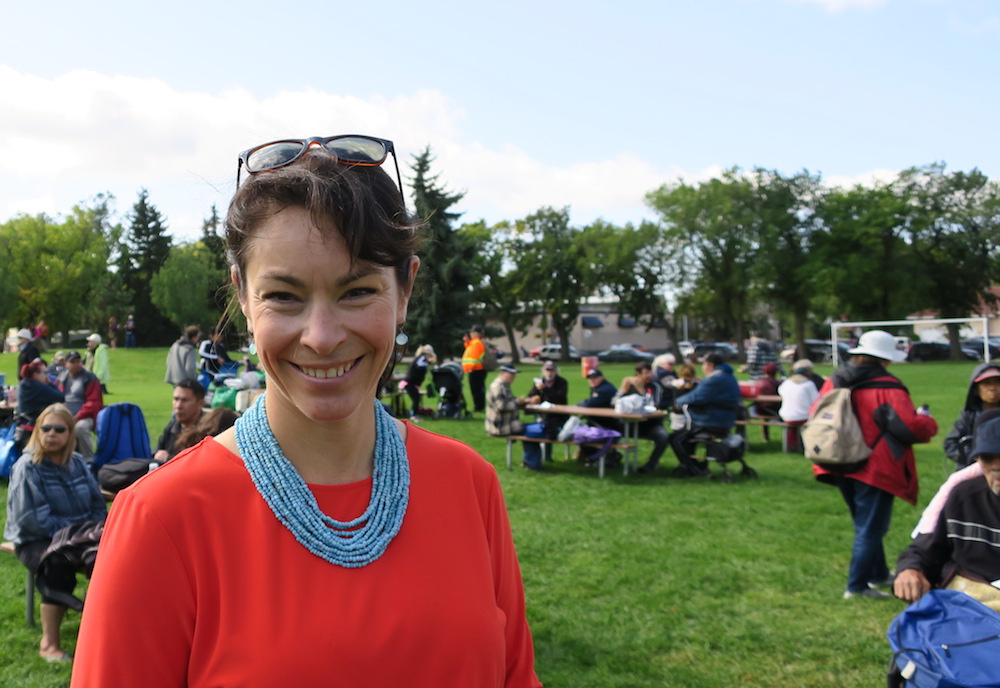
[237, 206, 417, 425]
[38, 413, 71, 456]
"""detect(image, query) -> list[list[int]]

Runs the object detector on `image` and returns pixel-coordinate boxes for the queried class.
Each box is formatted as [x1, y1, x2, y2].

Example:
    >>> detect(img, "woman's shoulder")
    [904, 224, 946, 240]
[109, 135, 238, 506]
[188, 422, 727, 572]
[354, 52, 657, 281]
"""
[122, 438, 244, 503]
[406, 423, 496, 475]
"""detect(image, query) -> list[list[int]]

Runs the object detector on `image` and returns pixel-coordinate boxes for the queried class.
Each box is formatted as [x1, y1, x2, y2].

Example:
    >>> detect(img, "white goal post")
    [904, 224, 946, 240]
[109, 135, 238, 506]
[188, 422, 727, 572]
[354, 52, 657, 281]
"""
[829, 316, 990, 368]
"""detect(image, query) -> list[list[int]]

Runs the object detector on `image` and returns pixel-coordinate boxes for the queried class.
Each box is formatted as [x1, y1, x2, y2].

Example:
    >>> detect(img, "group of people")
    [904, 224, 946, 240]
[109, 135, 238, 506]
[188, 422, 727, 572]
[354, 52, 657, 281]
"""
[482, 351, 750, 478]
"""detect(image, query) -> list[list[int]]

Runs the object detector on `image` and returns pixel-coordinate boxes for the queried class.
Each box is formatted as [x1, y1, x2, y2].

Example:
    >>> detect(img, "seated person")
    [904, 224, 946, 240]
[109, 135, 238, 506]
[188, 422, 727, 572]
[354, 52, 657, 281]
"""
[527, 361, 568, 440]
[668, 364, 698, 431]
[794, 357, 825, 392]
[944, 363, 1000, 469]
[45, 351, 68, 381]
[777, 361, 819, 423]
[894, 416, 1000, 612]
[152, 379, 207, 464]
[16, 361, 65, 430]
[618, 362, 671, 475]
[576, 368, 622, 466]
[910, 408, 1000, 538]
[4, 403, 107, 661]
[670, 353, 741, 477]
[56, 350, 103, 460]
[750, 363, 782, 441]
[485, 365, 542, 470]
[402, 344, 437, 417]
[777, 361, 819, 452]
[172, 407, 240, 455]
[578, 368, 619, 429]
[199, 327, 233, 378]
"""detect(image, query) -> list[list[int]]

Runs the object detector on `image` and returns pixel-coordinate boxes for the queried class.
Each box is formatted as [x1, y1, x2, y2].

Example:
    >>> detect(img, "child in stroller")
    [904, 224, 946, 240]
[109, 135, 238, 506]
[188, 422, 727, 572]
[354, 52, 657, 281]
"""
[432, 362, 467, 419]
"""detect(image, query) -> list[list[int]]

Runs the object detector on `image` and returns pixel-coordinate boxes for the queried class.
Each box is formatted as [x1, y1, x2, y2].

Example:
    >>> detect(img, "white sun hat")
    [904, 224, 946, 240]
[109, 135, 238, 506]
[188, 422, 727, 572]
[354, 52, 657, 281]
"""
[848, 330, 907, 363]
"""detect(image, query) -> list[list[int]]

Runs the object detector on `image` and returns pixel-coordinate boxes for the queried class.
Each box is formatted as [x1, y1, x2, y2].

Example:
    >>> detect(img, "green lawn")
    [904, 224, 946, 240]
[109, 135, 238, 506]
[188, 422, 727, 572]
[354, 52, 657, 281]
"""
[0, 349, 979, 687]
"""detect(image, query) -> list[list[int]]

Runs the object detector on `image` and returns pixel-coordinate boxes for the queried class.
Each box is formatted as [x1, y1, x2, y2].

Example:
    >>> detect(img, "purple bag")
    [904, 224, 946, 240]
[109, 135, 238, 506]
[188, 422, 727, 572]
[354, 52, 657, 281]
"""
[572, 426, 622, 461]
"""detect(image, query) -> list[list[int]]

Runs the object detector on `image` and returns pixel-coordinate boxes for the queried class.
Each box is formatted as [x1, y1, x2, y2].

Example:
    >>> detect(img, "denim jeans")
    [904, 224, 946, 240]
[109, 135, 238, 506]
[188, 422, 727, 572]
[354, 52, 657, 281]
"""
[836, 477, 895, 592]
[522, 423, 545, 469]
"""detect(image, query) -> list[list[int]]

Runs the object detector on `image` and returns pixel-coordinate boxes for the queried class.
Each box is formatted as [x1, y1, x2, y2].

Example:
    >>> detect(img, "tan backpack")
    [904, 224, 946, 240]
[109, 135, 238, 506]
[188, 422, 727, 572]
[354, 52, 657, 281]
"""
[800, 387, 871, 467]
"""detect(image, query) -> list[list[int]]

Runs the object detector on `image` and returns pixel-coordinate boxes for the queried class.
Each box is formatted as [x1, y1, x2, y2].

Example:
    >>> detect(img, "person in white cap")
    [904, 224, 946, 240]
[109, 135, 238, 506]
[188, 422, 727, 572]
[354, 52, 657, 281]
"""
[16, 328, 42, 380]
[811, 329, 938, 599]
[943, 362, 1000, 468]
[83, 333, 111, 394]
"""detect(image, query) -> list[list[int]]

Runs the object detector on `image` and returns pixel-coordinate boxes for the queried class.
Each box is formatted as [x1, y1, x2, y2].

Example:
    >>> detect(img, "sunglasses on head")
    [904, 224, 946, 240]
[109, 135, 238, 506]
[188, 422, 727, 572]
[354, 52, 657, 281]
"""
[41, 425, 68, 434]
[237, 135, 404, 204]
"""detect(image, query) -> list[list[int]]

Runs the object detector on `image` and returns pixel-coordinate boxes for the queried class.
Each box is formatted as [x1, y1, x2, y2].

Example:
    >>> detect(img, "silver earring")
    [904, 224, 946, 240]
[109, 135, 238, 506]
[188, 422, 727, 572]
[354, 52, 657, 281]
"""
[395, 332, 409, 347]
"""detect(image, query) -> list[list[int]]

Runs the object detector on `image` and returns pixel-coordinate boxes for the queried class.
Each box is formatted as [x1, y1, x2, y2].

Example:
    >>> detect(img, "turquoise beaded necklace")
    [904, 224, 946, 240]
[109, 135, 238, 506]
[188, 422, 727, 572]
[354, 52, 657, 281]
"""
[234, 394, 409, 568]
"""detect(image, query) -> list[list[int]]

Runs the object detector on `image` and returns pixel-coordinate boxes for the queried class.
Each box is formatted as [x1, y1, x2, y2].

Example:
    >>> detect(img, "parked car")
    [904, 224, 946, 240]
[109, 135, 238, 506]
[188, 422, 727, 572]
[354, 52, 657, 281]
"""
[692, 342, 739, 362]
[596, 344, 655, 363]
[677, 341, 697, 358]
[780, 339, 851, 364]
[530, 343, 581, 361]
[906, 341, 980, 362]
[962, 337, 1000, 361]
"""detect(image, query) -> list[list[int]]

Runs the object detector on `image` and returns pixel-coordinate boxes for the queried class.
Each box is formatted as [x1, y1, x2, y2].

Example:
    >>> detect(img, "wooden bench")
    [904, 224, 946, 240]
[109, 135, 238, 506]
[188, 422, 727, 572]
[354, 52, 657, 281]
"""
[501, 435, 636, 479]
[734, 419, 802, 453]
[1, 541, 35, 627]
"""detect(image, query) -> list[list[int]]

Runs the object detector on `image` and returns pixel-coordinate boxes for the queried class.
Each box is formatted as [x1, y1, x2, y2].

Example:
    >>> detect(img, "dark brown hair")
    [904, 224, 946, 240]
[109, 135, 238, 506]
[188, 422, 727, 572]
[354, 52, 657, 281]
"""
[225, 151, 423, 294]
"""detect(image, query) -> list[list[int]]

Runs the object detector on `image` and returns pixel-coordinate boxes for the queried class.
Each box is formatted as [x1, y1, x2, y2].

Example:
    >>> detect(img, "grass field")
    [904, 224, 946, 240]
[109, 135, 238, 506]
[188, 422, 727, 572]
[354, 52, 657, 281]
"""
[0, 348, 979, 687]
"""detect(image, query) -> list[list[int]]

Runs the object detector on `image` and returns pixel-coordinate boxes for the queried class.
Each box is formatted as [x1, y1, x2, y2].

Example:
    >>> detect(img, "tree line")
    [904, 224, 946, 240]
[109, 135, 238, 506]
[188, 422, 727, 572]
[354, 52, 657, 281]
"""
[2, 155, 998, 359]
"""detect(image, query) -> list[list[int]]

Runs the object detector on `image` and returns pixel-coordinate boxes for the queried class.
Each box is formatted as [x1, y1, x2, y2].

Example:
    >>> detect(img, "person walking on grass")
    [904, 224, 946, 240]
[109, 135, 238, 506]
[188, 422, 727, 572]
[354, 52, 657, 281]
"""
[811, 330, 938, 600]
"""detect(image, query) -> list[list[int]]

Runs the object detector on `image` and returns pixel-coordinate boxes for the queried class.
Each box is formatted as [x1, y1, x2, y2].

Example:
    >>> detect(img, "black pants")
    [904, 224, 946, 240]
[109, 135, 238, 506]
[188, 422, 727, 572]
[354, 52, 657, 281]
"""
[670, 426, 729, 469]
[469, 369, 487, 412]
[15, 540, 77, 607]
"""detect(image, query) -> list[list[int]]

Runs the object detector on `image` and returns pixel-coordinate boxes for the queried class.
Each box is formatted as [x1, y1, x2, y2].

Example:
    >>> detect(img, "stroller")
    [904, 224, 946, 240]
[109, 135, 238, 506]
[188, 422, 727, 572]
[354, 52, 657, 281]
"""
[680, 405, 757, 483]
[431, 362, 467, 419]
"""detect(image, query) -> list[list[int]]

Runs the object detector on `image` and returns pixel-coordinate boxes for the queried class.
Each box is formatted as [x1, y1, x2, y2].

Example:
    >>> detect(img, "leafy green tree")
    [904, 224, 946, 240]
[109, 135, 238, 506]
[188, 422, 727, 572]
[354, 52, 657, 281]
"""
[896, 163, 1000, 354]
[646, 169, 758, 344]
[406, 147, 477, 358]
[0, 200, 120, 343]
[463, 220, 538, 363]
[512, 207, 598, 356]
[812, 181, 921, 324]
[151, 241, 228, 334]
[747, 169, 824, 360]
[119, 189, 174, 345]
[583, 219, 677, 346]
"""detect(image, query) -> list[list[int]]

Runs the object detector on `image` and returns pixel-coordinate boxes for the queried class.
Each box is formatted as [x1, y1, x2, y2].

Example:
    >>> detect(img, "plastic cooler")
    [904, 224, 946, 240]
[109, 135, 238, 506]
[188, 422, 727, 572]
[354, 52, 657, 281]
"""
[581, 356, 599, 378]
[738, 380, 762, 398]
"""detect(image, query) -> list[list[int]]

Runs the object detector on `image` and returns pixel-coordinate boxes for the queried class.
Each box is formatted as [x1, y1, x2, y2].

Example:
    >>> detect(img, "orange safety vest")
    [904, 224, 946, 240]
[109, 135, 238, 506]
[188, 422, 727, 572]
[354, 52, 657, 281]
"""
[462, 338, 485, 373]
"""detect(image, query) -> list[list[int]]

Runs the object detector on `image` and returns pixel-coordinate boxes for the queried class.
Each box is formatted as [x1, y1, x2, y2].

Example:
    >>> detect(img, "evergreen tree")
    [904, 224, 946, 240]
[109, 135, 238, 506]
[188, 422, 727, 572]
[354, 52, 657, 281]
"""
[406, 147, 478, 358]
[200, 204, 230, 313]
[120, 189, 174, 345]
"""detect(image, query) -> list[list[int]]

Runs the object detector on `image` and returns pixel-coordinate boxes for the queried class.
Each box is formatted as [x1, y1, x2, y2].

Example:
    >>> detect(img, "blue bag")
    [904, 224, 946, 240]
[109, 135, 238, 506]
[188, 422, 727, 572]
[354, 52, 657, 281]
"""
[0, 424, 22, 478]
[887, 589, 1000, 688]
[93, 403, 152, 469]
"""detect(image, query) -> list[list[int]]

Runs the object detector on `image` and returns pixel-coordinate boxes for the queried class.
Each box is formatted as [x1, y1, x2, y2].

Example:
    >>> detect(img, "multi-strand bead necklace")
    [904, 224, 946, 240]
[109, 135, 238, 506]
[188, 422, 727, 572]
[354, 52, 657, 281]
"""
[234, 394, 410, 568]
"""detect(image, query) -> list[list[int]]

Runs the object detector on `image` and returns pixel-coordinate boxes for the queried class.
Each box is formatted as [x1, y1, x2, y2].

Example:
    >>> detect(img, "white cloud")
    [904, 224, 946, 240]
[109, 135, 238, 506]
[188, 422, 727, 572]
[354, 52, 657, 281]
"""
[0, 67, 684, 237]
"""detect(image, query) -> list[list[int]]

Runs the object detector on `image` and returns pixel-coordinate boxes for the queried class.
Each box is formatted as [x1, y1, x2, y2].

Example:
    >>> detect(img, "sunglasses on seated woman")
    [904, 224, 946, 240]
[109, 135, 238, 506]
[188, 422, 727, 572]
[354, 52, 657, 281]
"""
[40, 424, 68, 434]
[237, 135, 404, 203]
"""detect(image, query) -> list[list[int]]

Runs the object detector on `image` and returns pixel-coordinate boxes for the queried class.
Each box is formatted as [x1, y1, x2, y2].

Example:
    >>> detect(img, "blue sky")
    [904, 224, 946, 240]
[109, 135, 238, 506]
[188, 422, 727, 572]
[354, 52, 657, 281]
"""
[1, 0, 996, 242]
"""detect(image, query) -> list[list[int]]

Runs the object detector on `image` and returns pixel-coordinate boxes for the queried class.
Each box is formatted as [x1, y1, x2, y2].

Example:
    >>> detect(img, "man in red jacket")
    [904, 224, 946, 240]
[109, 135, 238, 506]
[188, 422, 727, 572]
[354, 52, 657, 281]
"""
[811, 330, 938, 599]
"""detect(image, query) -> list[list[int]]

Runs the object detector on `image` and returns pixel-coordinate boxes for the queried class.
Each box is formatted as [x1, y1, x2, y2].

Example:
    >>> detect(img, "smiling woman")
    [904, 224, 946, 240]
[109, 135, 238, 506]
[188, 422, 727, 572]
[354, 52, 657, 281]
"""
[71, 138, 542, 687]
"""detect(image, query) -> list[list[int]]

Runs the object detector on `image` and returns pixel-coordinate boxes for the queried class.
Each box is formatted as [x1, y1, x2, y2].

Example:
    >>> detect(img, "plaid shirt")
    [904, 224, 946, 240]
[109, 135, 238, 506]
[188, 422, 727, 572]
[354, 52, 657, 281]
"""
[485, 378, 524, 437]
